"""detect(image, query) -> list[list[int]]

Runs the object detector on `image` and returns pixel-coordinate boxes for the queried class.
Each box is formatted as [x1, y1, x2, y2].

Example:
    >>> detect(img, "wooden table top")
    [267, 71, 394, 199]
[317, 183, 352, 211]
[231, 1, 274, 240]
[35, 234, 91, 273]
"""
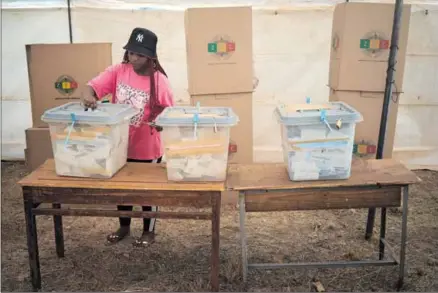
[226, 158, 420, 191]
[19, 158, 420, 193]
[18, 159, 226, 192]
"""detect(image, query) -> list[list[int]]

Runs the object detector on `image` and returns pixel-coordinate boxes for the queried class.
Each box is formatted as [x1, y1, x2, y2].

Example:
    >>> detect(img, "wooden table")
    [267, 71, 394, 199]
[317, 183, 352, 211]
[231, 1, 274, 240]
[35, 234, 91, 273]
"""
[18, 159, 224, 292]
[227, 158, 419, 289]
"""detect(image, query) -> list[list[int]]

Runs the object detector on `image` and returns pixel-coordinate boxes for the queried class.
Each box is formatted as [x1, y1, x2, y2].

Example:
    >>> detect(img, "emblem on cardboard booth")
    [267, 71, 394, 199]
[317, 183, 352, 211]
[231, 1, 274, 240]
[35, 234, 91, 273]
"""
[353, 140, 377, 158]
[207, 35, 236, 59]
[229, 141, 237, 154]
[359, 31, 390, 57]
[54, 75, 78, 96]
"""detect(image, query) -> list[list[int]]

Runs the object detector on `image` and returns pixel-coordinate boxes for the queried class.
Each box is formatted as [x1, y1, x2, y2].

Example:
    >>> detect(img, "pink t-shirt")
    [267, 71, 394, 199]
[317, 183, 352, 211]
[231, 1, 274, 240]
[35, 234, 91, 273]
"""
[88, 63, 174, 160]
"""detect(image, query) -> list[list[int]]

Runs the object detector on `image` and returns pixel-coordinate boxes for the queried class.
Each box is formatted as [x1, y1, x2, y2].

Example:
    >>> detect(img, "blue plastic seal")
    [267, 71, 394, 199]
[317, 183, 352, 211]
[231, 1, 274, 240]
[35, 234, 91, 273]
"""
[64, 113, 77, 146]
[320, 109, 327, 122]
[193, 103, 200, 139]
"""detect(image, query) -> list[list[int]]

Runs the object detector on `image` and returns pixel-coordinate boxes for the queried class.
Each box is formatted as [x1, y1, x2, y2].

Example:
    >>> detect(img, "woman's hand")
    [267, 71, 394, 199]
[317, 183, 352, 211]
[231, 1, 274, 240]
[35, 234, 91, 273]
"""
[82, 86, 98, 110]
[148, 121, 163, 132]
[153, 125, 163, 132]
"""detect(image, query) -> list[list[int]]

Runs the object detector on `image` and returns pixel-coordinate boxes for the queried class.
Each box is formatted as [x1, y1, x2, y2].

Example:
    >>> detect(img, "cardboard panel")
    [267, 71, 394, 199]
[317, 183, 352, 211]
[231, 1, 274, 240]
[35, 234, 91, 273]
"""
[330, 2, 345, 61]
[329, 3, 411, 92]
[25, 128, 53, 171]
[185, 6, 253, 95]
[26, 43, 113, 127]
[329, 89, 399, 159]
[190, 93, 253, 163]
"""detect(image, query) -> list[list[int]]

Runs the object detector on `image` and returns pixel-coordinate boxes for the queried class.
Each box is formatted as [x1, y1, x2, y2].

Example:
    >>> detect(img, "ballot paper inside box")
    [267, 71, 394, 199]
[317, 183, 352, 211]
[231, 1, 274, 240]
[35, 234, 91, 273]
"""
[41, 102, 139, 178]
[155, 105, 239, 182]
[275, 101, 363, 181]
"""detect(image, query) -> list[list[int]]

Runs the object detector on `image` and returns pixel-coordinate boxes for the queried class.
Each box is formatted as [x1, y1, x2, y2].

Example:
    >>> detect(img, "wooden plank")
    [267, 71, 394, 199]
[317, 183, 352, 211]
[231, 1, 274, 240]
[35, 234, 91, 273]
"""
[24, 187, 213, 208]
[227, 158, 420, 191]
[32, 208, 212, 220]
[286, 103, 333, 112]
[244, 185, 402, 212]
[18, 159, 225, 192]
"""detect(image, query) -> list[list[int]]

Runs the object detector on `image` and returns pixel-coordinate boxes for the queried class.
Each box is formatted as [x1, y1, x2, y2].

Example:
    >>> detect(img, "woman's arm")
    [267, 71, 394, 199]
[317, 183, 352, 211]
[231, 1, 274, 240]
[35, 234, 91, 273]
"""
[82, 85, 98, 109]
[82, 64, 121, 109]
[149, 72, 175, 131]
[87, 64, 121, 99]
[157, 72, 175, 108]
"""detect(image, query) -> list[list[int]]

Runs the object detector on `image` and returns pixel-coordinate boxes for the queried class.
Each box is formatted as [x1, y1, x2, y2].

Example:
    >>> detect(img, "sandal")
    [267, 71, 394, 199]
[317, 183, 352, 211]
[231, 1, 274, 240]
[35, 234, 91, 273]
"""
[133, 232, 155, 247]
[106, 227, 130, 244]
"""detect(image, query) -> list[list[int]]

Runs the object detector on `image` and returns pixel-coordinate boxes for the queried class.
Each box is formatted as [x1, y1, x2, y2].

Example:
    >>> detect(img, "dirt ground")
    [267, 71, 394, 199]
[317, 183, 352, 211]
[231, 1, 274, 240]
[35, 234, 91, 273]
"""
[1, 161, 437, 292]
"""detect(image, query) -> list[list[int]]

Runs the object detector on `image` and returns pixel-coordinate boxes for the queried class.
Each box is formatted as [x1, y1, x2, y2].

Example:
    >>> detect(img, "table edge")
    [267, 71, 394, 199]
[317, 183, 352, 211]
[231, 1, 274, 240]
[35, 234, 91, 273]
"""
[225, 181, 419, 191]
[17, 181, 226, 192]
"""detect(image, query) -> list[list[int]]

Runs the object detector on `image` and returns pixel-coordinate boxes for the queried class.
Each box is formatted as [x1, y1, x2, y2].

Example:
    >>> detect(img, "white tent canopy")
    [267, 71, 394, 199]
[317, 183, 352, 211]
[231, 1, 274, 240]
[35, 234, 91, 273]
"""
[2, 0, 438, 170]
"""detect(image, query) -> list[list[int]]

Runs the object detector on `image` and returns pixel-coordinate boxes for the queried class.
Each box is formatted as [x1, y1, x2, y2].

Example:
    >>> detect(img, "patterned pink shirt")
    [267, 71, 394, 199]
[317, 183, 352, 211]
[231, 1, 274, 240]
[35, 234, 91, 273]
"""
[88, 63, 174, 160]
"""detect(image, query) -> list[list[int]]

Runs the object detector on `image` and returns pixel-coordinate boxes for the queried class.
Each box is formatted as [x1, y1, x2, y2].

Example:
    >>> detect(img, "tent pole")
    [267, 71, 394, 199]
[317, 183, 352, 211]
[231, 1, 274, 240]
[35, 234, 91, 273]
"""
[67, 0, 73, 43]
[365, 0, 404, 240]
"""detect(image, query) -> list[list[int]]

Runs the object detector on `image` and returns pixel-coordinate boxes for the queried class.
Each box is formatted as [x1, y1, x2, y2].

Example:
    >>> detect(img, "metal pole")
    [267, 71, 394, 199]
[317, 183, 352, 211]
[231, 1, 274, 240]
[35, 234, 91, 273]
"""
[365, 0, 404, 240]
[67, 0, 73, 43]
[398, 186, 409, 289]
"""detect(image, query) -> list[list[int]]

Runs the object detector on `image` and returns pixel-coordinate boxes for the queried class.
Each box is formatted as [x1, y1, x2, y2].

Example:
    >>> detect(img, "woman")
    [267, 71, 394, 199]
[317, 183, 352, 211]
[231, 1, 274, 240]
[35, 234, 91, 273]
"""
[82, 27, 174, 247]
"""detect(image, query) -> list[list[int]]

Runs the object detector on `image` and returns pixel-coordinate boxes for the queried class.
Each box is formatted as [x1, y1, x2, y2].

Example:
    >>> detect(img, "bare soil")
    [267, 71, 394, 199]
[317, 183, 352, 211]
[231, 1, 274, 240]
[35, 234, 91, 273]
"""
[2, 161, 437, 292]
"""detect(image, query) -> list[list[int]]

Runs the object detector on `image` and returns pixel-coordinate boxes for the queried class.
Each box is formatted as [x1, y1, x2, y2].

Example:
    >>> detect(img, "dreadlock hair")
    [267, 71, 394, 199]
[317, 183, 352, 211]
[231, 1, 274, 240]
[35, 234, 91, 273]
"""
[123, 50, 168, 123]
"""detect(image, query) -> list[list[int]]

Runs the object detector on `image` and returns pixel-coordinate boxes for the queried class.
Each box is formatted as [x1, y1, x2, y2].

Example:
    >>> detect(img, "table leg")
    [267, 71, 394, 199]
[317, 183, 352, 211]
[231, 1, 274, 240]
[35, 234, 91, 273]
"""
[210, 192, 221, 292]
[24, 198, 41, 291]
[239, 192, 248, 283]
[398, 186, 409, 290]
[52, 203, 65, 257]
[365, 208, 376, 240]
[379, 207, 387, 260]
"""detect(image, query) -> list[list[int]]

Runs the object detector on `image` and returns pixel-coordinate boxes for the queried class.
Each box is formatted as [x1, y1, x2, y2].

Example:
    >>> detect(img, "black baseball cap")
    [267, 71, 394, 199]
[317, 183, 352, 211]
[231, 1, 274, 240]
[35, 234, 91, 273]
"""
[123, 27, 157, 58]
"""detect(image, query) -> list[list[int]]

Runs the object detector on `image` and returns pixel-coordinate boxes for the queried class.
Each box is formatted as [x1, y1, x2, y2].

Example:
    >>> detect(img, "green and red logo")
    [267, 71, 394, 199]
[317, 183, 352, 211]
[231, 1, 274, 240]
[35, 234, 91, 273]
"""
[54, 75, 78, 96]
[353, 140, 377, 157]
[208, 35, 236, 59]
[360, 32, 390, 57]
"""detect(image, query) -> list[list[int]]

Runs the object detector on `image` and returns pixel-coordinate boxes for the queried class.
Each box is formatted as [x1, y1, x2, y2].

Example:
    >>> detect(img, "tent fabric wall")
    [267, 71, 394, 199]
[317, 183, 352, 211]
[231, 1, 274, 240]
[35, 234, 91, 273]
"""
[2, 1, 438, 170]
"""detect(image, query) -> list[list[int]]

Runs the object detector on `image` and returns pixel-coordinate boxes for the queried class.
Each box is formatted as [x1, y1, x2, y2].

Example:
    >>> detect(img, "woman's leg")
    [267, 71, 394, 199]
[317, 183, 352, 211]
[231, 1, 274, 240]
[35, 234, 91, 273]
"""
[133, 206, 158, 247]
[133, 157, 162, 247]
[118, 205, 134, 227]
[106, 158, 147, 244]
[142, 205, 156, 233]
[106, 205, 133, 244]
